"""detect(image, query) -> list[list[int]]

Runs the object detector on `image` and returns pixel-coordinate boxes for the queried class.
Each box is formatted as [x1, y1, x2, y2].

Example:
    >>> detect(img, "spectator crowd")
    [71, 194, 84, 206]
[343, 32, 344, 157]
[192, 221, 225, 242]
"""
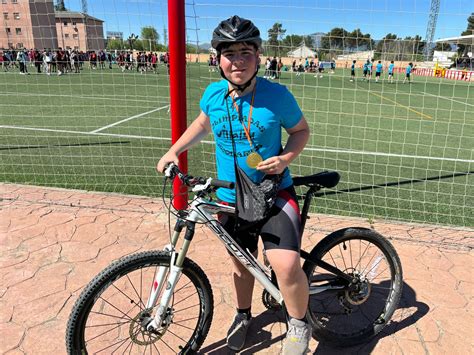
[0, 48, 170, 75]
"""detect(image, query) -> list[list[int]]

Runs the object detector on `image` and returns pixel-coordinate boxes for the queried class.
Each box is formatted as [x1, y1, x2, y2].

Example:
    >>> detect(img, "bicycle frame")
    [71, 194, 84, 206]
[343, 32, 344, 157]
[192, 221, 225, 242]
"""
[145, 189, 349, 331]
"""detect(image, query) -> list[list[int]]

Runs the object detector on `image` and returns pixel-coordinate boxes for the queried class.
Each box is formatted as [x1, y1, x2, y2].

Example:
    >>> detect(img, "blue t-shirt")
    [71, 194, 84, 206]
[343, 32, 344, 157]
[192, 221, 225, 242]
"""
[406, 65, 412, 74]
[351, 63, 355, 70]
[367, 63, 373, 72]
[200, 77, 303, 203]
[376, 63, 383, 73]
[388, 63, 394, 74]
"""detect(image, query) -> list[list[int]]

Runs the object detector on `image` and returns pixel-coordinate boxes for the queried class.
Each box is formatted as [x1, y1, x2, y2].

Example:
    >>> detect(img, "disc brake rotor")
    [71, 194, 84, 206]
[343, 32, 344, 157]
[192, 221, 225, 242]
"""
[129, 310, 168, 345]
[343, 268, 372, 306]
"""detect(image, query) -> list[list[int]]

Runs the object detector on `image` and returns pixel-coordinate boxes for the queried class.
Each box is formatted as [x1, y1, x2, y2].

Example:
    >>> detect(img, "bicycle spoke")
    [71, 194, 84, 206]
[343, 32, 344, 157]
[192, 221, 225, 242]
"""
[86, 318, 131, 343]
[125, 273, 147, 310]
[173, 303, 200, 314]
[110, 335, 132, 354]
[172, 318, 200, 330]
[96, 296, 136, 322]
[338, 242, 348, 271]
[93, 334, 134, 354]
[89, 311, 134, 322]
[85, 320, 131, 328]
[165, 327, 193, 344]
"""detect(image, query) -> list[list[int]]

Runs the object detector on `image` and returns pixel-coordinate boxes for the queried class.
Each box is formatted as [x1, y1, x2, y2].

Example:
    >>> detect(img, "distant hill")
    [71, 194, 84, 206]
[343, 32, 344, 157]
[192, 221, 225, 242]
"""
[186, 42, 212, 52]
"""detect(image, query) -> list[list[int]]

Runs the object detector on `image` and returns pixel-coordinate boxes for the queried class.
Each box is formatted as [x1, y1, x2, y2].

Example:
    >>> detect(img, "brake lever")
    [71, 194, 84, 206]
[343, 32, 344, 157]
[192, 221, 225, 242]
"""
[164, 163, 176, 178]
[192, 178, 212, 192]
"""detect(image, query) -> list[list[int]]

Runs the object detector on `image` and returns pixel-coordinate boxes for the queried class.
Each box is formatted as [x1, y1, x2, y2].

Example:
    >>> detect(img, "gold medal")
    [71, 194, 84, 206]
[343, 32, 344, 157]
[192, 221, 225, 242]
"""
[246, 152, 263, 168]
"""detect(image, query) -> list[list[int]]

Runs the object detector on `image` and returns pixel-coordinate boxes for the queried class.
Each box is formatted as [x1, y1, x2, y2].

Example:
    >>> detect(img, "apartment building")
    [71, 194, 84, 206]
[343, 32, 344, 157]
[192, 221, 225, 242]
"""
[1, 0, 58, 49]
[55, 11, 104, 51]
[1, 0, 104, 51]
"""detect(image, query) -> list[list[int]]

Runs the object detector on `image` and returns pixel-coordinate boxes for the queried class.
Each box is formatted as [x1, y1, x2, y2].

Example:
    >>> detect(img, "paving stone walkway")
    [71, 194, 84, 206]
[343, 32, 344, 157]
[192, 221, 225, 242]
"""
[0, 183, 472, 354]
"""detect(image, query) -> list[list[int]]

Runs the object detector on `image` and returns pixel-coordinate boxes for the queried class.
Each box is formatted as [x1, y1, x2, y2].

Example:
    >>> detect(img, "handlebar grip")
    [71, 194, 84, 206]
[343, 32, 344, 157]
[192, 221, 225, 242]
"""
[211, 179, 234, 189]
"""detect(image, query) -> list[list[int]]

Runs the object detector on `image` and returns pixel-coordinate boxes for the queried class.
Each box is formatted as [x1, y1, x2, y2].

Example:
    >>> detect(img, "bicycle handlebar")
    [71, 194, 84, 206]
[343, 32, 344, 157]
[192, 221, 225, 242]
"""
[164, 163, 234, 190]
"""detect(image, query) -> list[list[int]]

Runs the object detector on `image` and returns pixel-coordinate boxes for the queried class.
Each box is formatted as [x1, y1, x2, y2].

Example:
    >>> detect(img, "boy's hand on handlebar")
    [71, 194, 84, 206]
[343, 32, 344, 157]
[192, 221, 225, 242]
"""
[157, 151, 179, 173]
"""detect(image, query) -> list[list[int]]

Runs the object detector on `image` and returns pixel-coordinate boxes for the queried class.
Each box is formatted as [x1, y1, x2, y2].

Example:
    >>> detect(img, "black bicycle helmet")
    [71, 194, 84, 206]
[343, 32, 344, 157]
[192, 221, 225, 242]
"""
[211, 15, 262, 51]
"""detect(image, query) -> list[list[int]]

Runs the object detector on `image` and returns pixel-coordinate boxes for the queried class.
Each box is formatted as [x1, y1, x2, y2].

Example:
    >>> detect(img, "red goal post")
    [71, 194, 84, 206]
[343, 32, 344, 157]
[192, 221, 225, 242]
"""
[168, 0, 188, 208]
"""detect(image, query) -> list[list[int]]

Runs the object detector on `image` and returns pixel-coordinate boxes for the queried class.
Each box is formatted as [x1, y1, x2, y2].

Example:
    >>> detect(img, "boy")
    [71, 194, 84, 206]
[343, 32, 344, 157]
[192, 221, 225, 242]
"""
[350, 59, 356, 81]
[367, 59, 373, 81]
[362, 60, 369, 81]
[157, 16, 311, 354]
[375, 60, 383, 82]
[388, 60, 395, 83]
[403, 62, 413, 83]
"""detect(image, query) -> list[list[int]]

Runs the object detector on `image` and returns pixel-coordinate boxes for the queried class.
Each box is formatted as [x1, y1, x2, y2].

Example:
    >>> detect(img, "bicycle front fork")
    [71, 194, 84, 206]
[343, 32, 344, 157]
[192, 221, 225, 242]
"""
[144, 218, 195, 332]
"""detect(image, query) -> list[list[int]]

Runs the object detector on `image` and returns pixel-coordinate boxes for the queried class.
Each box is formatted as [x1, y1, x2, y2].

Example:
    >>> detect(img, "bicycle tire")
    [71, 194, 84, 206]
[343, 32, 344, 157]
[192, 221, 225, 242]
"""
[302, 227, 403, 347]
[66, 250, 213, 354]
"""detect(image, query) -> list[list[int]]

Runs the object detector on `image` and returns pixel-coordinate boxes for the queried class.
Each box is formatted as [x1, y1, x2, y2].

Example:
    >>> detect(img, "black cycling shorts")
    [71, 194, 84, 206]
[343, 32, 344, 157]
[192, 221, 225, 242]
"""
[218, 186, 301, 253]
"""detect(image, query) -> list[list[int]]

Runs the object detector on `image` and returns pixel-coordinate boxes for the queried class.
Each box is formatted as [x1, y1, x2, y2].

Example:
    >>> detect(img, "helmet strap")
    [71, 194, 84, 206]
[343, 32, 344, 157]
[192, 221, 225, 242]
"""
[219, 65, 259, 94]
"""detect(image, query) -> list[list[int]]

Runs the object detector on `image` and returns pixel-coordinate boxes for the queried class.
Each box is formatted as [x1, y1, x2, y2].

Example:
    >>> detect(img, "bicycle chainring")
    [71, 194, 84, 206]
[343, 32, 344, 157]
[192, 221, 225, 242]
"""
[262, 290, 282, 311]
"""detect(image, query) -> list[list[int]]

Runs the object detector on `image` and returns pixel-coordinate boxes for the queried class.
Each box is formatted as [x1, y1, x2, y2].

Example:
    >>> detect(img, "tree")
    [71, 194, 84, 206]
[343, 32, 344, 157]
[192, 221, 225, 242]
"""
[281, 35, 314, 52]
[267, 23, 286, 56]
[458, 13, 474, 55]
[163, 27, 168, 47]
[321, 28, 349, 51]
[346, 28, 365, 51]
[320, 27, 376, 59]
[107, 39, 124, 50]
[55, 0, 67, 11]
[141, 26, 160, 51]
[375, 33, 398, 60]
[433, 42, 451, 51]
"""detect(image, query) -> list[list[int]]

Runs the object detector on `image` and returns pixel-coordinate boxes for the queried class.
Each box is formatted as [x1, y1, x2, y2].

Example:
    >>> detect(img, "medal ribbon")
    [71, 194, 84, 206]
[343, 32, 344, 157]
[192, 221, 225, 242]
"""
[230, 84, 256, 149]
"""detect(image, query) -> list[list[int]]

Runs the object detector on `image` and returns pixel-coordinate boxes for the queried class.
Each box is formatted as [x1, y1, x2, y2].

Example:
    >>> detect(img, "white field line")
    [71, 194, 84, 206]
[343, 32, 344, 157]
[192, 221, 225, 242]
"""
[0, 125, 171, 141]
[0, 91, 168, 104]
[0, 125, 472, 164]
[199, 140, 474, 164]
[90, 105, 170, 133]
[299, 146, 474, 164]
[423, 92, 474, 108]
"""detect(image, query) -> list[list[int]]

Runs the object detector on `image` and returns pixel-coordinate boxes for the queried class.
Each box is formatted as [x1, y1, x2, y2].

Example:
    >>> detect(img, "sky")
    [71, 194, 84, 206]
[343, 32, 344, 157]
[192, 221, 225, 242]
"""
[63, 0, 473, 45]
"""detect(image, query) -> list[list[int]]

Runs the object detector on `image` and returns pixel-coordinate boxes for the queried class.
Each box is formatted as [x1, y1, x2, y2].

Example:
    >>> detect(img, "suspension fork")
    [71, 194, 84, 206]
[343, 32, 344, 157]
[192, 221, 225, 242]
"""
[146, 217, 197, 331]
[145, 218, 185, 310]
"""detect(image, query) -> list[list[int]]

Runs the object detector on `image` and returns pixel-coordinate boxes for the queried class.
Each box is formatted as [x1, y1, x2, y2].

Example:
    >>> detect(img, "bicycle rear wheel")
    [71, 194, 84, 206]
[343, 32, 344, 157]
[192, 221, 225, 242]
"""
[66, 250, 213, 354]
[302, 228, 403, 347]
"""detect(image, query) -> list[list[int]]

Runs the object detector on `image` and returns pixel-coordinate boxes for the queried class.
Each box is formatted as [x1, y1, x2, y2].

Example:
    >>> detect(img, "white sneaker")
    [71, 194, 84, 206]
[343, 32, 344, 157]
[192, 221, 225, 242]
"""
[282, 318, 312, 355]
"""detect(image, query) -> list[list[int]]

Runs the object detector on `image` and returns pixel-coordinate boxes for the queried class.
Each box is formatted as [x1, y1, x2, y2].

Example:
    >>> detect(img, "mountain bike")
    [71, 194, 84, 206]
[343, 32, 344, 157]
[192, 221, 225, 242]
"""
[66, 163, 403, 354]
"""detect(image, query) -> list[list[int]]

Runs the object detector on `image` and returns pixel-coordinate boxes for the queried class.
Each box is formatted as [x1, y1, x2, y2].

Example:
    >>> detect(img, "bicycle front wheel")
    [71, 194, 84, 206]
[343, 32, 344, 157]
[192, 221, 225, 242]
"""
[303, 228, 403, 347]
[66, 250, 213, 354]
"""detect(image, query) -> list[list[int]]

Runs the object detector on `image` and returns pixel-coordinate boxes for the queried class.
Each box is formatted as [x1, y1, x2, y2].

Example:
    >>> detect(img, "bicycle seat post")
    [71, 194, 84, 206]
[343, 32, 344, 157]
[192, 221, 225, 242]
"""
[300, 185, 319, 236]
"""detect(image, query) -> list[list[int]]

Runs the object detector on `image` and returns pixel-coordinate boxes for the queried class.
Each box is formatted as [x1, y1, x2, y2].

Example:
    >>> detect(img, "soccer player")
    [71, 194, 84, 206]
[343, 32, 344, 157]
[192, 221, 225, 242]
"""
[375, 60, 383, 82]
[388, 60, 395, 83]
[403, 62, 413, 83]
[367, 59, 373, 81]
[362, 59, 369, 81]
[350, 60, 356, 81]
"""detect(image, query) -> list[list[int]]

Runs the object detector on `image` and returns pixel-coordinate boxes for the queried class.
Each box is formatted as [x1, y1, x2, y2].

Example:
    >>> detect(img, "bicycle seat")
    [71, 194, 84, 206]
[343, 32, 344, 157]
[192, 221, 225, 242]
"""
[292, 171, 340, 188]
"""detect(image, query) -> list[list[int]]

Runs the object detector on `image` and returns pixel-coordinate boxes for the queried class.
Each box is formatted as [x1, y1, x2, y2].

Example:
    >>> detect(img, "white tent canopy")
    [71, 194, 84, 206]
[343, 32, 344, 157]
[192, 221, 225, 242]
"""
[287, 44, 316, 58]
[435, 34, 474, 46]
